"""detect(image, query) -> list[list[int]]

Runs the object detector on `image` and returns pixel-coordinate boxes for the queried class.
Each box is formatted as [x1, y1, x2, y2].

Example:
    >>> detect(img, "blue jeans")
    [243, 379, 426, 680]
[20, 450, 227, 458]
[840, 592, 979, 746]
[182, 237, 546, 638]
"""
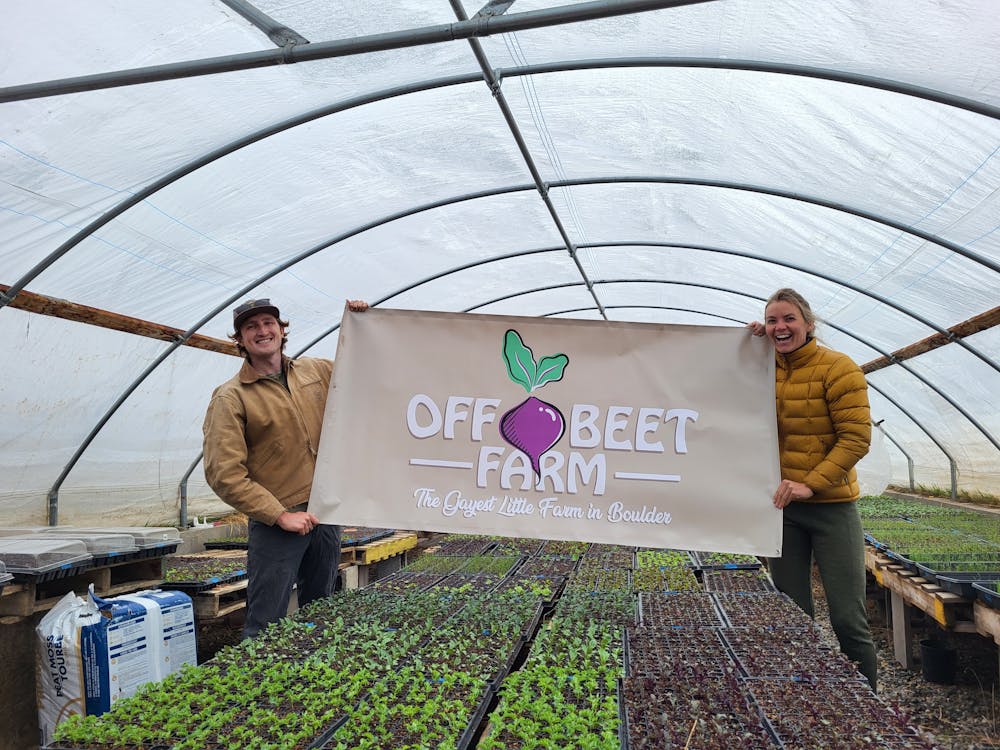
[244, 519, 341, 638]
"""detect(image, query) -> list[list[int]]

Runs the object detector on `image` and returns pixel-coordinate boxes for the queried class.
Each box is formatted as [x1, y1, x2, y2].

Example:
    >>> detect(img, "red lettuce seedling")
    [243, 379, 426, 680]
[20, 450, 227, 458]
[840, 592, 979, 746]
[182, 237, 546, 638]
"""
[499, 330, 569, 476]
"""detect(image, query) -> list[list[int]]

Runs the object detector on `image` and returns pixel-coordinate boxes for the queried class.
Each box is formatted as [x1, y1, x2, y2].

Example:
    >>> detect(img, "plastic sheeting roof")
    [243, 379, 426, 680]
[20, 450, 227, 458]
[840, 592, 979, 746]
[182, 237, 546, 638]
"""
[2, 0, 998, 526]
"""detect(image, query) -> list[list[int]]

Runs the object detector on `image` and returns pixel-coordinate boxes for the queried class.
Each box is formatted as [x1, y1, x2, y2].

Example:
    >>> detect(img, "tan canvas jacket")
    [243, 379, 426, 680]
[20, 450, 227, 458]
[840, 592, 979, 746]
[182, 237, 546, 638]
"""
[202, 356, 333, 524]
[774, 338, 871, 503]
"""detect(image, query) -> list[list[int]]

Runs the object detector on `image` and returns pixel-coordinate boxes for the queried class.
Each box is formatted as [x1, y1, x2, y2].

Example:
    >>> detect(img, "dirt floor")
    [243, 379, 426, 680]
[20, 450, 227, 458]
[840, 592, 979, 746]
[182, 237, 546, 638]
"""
[813, 571, 999, 750]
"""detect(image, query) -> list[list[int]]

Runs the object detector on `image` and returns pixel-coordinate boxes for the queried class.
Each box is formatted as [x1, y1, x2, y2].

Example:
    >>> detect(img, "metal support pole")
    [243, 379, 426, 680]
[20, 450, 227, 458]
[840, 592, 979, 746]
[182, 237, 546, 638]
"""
[879, 424, 916, 492]
[179, 478, 189, 529]
[0, 0, 717, 102]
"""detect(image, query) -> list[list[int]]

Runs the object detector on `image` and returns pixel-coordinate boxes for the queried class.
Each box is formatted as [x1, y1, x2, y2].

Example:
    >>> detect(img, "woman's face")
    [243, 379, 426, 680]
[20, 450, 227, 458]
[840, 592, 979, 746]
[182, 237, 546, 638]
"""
[764, 300, 814, 354]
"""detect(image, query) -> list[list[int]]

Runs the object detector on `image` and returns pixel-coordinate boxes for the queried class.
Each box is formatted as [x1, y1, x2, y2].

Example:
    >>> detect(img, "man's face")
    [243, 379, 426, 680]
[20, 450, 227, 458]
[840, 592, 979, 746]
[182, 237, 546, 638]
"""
[237, 312, 283, 360]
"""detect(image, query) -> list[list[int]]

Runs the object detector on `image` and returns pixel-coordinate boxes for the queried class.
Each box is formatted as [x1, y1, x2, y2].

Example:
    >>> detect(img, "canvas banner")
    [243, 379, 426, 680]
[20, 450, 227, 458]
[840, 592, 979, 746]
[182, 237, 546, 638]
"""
[310, 308, 782, 555]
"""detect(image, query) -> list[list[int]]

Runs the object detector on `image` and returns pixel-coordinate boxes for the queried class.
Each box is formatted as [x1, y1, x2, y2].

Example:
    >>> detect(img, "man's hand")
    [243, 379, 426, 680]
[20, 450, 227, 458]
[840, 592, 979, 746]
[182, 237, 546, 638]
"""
[347, 300, 369, 312]
[276, 510, 320, 535]
[773, 480, 813, 508]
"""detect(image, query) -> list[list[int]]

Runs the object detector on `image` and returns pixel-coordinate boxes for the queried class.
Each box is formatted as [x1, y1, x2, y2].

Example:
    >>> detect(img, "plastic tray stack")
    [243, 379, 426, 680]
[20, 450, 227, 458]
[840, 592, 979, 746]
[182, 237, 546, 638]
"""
[71, 526, 181, 556]
[0, 538, 93, 582]
[31, 532, 139, 566]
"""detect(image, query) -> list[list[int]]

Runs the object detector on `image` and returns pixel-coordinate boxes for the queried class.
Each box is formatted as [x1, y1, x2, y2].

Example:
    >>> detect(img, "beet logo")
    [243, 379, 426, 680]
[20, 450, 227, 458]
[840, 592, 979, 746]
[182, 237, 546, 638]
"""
[499, 330, 569, 477]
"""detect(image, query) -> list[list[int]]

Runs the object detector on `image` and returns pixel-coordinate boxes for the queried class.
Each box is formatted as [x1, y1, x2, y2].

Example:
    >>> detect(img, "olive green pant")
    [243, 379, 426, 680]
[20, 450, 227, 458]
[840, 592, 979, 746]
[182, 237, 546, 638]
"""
[768, 500, 878, 691]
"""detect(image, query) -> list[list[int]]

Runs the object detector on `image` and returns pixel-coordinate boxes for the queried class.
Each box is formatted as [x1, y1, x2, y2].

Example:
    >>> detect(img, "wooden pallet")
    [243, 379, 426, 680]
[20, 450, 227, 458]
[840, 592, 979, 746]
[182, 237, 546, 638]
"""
[191, 578, 248, 620]
[340, 531, 417, 566]
[0, 557, 165, 621]
[865, 547, 971, 628]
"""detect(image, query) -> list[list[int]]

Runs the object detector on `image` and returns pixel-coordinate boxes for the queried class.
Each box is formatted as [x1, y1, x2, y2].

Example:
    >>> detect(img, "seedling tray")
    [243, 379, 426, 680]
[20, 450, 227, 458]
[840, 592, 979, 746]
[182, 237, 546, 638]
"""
[916, 561, 1000, 586]
[32, 532, 139, 565]
[203, 539, 249, 550]
[0, 538, 93, 581]
[165, 570, 248, 592]
[692, 550, 763, 570]
[340, 526, 395, 547]
[973, 581, 1000, 609]
[935, 573, 1000, 599]
[71, 526, 181, 549]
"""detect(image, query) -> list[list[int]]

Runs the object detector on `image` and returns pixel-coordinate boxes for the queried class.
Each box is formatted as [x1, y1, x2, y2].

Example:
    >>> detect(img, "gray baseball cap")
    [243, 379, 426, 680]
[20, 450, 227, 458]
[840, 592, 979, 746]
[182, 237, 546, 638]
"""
[233, 298, 280, 330]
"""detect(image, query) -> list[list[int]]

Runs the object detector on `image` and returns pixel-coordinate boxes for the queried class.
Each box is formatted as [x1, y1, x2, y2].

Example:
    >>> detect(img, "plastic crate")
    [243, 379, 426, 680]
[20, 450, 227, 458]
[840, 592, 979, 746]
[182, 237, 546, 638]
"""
[0, 538, 93, 581]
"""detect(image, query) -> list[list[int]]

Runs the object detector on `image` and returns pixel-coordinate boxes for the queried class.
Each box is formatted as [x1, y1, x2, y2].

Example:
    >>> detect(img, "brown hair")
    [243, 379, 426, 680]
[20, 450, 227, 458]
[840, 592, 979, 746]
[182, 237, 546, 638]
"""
[229, 317, 290, 360]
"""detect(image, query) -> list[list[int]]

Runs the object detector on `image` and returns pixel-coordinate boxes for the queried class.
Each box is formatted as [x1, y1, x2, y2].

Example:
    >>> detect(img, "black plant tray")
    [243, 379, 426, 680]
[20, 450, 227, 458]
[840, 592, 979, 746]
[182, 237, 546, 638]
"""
[916, 561, 1000, 586]
[87, 550, 142, 566]
[10, 561, 93, 583]
[43, 744, 173, 750]
[702, 568, 777, 594]
[973, 581, 1000, 609]
[692, 551, 763, 570]
[617, 677, 628, 750]
[935, 573, 1000, 599]
[901, 554, 1000, 575]
[165, 570, 248, 592]
[203, 540, 248, 550]
[864, 533, 893, 552]
[455, 684, 498, 750]
[133, 542, 181, 559]
[340, 527, 395, 547]
[306, 715, 349, 750]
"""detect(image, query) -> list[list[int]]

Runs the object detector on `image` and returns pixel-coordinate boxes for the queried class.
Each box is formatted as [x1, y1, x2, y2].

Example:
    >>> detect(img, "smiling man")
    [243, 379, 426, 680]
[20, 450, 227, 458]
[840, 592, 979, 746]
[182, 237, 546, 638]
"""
[202, 297, 367, 638]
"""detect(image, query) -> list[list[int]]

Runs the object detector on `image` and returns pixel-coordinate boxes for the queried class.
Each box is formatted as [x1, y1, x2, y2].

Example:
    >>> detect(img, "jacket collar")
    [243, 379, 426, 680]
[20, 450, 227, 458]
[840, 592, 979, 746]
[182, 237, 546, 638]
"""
[238, 354, 292, 384]
[776, 336, 818, 370]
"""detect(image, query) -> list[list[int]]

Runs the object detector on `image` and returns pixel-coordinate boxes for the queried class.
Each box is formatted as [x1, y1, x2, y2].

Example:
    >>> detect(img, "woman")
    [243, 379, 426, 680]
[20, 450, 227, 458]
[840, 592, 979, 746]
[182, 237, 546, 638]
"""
[751, 288, 877, 690]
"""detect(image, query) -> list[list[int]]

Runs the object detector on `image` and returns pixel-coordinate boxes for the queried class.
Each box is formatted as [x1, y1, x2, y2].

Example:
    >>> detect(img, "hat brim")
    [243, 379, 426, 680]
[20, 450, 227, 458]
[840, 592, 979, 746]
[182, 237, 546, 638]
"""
[234, 305, 280, 331]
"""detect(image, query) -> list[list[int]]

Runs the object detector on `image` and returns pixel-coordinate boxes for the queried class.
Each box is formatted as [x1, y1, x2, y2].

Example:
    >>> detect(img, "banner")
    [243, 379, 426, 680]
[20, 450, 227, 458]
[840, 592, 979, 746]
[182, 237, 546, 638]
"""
[310, 308, 782, 555]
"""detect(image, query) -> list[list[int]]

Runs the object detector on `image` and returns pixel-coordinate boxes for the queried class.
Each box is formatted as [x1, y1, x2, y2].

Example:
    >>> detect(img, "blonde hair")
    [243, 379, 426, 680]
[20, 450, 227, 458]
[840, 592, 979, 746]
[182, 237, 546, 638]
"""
[765, 288, 817, 328]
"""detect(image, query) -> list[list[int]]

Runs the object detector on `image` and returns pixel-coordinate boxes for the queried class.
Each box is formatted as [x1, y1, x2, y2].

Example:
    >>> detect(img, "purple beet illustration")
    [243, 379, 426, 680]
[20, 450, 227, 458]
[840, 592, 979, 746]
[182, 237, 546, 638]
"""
[499, 329, 569, 476]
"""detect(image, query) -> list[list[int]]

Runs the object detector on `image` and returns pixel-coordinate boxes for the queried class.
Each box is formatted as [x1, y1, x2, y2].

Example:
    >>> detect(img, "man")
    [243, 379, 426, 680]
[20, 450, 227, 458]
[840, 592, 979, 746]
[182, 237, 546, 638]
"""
[202, 297, 368, 637]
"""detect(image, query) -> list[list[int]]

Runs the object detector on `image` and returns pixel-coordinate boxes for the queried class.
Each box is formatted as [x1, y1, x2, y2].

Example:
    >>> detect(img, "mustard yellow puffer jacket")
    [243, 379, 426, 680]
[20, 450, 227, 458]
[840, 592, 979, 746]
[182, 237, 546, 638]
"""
[775, 338, 871, 502]
[203, 356, 333, 524]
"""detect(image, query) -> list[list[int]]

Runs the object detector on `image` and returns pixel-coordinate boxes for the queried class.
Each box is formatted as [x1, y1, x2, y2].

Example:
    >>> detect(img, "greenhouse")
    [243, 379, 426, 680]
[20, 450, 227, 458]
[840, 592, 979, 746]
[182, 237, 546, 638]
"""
[1, 0, 998, 748]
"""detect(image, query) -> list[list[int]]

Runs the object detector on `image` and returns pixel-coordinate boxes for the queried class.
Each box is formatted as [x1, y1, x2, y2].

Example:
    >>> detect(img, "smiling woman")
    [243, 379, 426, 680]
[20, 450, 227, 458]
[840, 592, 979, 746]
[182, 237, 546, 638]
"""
[757, 287, 878, 690]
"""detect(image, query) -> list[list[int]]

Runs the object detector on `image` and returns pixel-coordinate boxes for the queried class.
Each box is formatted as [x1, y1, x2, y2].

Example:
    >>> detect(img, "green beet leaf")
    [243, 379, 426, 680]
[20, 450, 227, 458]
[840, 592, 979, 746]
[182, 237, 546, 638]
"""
[502, 329, 569, 392]
[535, 354, 568, 388]
[503, 329, 536, 392]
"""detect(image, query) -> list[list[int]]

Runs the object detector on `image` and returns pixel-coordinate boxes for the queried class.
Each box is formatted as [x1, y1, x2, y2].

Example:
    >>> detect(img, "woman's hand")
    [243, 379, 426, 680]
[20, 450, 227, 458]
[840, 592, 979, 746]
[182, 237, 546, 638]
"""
[347, 299, 369, 312]
[746, 320, 766, 337]
[773, 480, 813, 508]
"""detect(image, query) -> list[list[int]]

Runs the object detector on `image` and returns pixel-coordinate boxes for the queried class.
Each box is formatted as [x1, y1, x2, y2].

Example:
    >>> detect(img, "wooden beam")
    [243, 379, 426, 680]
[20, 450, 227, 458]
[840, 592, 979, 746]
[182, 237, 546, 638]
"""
[1, 284, 239, 357]
[862, 306, 1000, 374]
